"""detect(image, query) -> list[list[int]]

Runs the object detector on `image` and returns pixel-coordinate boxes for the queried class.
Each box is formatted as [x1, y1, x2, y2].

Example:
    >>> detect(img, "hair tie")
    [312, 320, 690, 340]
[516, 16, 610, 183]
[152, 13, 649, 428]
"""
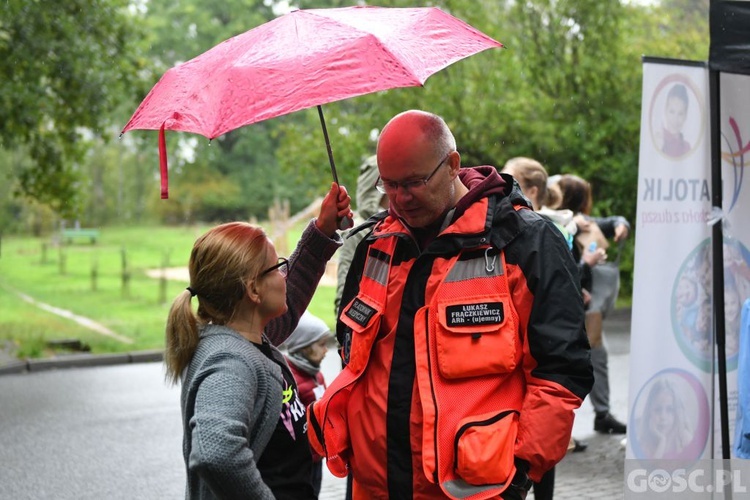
[186, 286, 197, 297]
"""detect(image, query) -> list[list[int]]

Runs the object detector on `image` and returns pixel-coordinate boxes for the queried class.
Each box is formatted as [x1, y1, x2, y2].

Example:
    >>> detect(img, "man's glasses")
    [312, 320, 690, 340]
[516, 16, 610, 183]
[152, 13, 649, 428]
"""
[260, 257, 289, 277]
[376, 152, 451, 194]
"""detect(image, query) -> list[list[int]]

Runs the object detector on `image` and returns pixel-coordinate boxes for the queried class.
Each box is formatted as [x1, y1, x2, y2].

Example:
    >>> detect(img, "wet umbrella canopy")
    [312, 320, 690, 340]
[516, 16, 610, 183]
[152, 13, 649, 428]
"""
[122, 6, 502, 201]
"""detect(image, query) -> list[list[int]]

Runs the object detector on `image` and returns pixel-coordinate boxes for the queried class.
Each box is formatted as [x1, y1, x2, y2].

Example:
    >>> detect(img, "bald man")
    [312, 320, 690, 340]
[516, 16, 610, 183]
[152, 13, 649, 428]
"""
[310, 110, 593, 500]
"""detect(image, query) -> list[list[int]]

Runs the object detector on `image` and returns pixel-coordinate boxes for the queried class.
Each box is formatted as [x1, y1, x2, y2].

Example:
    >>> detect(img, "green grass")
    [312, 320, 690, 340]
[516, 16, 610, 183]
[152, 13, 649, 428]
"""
[0, 224, 338, 359]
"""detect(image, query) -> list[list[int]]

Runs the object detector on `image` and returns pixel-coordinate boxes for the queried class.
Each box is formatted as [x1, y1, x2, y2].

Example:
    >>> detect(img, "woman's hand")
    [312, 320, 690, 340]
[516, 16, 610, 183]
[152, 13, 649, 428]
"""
[582, 245, 607, 267]
[614, 223, 629, 242]
[316, 182, 353, 237]
[582, 288, 592, 307]
[573, 214, 591, 231]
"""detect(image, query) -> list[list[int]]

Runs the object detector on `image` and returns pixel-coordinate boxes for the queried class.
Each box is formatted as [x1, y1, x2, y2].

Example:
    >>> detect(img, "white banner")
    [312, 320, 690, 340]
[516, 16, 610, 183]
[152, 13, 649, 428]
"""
[628, 60, 750, 462]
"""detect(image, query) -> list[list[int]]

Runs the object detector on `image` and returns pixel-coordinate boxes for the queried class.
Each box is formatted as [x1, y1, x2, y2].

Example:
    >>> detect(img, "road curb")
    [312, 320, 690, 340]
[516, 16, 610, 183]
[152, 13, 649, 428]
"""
[0, 308, 631, 377]
[0, 349, 164, 376]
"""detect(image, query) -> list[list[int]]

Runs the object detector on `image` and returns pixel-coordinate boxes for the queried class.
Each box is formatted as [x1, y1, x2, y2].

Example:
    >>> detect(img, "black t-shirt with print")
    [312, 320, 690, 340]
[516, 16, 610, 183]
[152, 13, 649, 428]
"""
[254, 341, 315, 500]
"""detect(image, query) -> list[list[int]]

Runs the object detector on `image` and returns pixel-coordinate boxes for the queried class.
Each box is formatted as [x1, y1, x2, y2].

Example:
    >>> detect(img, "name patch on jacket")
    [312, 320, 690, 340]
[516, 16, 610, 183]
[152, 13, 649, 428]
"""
[446, 302, 504, 326]
[345, 298, 377, 327]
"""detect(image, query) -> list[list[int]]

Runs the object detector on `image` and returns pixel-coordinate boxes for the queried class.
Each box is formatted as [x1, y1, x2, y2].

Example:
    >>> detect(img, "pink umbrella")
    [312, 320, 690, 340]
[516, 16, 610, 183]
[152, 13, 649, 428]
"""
[121, 5, 502, 210]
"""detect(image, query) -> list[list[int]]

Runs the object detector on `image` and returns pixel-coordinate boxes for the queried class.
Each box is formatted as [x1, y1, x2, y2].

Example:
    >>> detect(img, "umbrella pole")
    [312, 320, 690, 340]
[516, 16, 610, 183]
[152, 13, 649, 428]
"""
[317, 105, 353, 230]
[317, 105, 340, 185]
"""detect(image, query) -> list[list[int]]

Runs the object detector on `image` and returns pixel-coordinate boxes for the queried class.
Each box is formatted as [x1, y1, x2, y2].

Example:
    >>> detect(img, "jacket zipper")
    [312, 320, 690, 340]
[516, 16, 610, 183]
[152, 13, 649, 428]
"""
[424, 308, 441, 483]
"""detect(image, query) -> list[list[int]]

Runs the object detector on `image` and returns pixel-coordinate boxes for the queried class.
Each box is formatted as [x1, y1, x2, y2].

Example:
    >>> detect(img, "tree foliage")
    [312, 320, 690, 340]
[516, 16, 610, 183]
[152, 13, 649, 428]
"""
[1, 0, 711, 252]
[0, 0, 147, 216]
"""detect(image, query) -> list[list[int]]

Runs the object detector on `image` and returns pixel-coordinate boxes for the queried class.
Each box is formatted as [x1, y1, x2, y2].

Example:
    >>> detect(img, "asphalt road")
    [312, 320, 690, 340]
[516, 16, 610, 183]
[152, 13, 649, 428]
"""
[0, 349, 347, 500]
[0, 363, 184, 500]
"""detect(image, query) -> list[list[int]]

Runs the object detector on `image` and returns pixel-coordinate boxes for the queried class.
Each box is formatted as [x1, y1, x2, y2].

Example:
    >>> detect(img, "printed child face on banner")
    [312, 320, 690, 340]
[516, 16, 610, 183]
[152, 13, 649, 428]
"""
[629, 369, 709, 460]
[664, 84, 689, 135]
[671, 238, 750, 372]
[649, 74, 705, 160]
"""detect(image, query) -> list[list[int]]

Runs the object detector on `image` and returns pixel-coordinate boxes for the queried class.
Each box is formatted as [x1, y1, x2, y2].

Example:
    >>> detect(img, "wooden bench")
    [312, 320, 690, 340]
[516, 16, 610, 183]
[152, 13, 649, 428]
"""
[62, 228, 100, 244]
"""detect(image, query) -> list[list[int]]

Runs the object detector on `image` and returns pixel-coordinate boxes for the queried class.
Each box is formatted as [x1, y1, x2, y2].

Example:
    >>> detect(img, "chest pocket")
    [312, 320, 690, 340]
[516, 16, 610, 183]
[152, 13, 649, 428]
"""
[432, 248, 520, 379]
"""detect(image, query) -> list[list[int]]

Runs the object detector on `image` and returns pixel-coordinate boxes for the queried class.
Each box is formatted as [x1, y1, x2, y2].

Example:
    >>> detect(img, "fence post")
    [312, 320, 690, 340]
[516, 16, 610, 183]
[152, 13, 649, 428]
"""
[159, 249, 171, 305]
[121, 247, 130, 297]
[58, 246, 66, 275]
[91, 255, 98, 292]
[268, 198, 291, 257]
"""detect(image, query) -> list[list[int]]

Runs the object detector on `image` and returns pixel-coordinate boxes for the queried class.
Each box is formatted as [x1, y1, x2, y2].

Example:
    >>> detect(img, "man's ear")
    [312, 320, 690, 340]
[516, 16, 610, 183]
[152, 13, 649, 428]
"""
[246, 279, 261, 304]
[447, 150, 462, 177]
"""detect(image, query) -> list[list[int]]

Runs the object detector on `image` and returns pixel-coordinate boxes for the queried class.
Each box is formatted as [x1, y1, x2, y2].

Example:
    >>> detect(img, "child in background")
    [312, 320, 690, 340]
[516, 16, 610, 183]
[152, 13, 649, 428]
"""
[282, 311, 332, 498]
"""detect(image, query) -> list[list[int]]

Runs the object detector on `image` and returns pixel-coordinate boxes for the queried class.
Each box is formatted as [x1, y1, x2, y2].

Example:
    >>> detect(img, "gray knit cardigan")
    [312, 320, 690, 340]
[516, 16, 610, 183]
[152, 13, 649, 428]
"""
[181, 220, 341, 499]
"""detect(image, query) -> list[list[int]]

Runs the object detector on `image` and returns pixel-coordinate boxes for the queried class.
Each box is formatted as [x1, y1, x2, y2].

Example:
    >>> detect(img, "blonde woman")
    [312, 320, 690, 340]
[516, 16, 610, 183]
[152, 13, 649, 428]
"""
[165, 183, 351, 500]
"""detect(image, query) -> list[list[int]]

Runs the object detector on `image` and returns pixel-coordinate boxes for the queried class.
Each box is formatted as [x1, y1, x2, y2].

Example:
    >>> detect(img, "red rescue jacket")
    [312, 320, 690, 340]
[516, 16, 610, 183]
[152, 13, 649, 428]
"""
[309, 168, 593, 499]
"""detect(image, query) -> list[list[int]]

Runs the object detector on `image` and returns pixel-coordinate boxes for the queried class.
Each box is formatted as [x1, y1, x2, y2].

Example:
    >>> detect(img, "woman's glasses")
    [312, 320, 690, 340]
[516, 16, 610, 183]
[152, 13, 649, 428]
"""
[260, 257, 289, 277]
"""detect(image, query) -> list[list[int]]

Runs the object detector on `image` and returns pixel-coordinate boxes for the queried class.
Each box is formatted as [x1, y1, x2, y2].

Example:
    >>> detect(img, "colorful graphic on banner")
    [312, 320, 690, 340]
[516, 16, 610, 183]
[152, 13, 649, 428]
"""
[648, 73, 706, 161]
[630, 369, 710, 460]
[671, 237, 750, 372]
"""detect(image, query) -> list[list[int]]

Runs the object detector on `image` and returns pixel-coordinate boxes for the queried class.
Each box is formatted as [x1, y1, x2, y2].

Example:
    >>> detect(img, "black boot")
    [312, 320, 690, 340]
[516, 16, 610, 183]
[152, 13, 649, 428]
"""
[594, 412, 627, 434]
[572, 439, 588, 452]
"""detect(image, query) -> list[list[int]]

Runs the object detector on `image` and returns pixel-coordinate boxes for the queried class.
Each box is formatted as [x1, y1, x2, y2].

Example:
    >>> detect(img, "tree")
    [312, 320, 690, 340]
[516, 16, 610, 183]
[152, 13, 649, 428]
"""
[0, 0, 148, 217]
[1, 0, 711, 233]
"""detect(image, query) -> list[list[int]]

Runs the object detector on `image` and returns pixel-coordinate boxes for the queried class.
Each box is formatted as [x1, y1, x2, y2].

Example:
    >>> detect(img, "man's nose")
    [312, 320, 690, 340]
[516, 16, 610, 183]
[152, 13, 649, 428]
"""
[394, 186, 414, 202]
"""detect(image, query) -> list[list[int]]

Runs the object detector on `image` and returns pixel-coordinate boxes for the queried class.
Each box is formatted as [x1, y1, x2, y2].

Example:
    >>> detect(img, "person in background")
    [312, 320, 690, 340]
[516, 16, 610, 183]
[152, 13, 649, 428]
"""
[334, 155, 390, 316]
[310, 110, 593, 500]
[501, 157, 601, 500]
[281, 311, 333, 497]
[553, 173, 630, 435]
[164, 183, 351, 500]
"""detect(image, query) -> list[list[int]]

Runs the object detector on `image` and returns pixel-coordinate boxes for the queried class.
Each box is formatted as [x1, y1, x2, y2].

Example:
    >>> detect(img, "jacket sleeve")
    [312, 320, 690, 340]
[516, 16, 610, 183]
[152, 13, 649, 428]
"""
[289, 361, 317, 408]
[265, 220, 342, 346]
[592, 215, 630, 240]
[507, 216, 594, 481]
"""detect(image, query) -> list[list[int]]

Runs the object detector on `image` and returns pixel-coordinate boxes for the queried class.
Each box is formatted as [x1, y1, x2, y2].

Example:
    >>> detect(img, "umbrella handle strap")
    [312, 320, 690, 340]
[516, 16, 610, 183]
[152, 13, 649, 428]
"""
[159, 123, 169, 199]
